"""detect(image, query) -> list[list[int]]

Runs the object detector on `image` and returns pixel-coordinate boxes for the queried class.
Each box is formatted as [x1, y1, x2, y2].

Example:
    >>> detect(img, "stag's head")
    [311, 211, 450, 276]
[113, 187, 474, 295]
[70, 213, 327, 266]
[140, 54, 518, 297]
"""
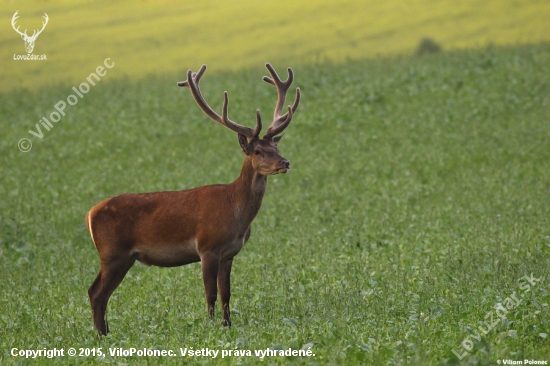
[12, 11, 49, 54]
[178, 63, 300, 176]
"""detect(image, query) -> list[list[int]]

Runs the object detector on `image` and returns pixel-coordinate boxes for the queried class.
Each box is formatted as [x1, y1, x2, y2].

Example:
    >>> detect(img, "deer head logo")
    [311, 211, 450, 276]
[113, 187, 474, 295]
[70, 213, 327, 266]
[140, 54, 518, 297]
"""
[11, 11, 49, 54]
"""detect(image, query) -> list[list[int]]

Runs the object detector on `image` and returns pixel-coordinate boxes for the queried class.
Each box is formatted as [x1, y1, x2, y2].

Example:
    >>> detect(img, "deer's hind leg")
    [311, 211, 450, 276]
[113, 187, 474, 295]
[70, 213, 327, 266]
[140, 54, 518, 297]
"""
[89, 257, 135, 335]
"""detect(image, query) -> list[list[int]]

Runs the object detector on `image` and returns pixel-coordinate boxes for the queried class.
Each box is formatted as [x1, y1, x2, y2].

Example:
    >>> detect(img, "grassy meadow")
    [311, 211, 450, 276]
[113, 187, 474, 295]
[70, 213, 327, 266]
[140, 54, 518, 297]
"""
[1, 0, 550, 93]
[2, 1, 550, 365]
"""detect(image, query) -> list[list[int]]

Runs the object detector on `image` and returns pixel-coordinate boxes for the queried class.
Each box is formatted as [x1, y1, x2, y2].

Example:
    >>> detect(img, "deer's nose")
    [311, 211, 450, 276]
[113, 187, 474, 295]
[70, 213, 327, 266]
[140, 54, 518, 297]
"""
[282, 159, 290, 168]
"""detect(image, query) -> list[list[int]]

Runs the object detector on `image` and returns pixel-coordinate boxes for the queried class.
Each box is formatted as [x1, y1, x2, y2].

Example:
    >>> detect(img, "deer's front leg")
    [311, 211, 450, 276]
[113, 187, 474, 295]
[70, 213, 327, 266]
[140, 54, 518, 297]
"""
[218, 258, 233, 326]
[201, 253, 220, 319]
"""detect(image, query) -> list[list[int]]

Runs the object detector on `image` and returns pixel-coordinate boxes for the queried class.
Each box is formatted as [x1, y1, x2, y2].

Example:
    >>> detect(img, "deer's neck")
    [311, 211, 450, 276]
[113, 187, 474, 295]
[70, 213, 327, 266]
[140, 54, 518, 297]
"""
[230, 157, 267, 226]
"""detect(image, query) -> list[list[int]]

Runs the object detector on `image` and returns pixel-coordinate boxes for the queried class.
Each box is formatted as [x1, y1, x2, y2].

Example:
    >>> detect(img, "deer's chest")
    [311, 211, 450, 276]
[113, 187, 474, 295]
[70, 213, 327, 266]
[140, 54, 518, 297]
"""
[220, 226, 250, 260]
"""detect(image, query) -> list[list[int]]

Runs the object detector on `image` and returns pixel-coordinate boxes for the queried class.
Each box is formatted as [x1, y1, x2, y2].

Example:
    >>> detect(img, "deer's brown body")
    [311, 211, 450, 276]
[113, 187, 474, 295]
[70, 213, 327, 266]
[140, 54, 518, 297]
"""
[86, 63, 300, 335]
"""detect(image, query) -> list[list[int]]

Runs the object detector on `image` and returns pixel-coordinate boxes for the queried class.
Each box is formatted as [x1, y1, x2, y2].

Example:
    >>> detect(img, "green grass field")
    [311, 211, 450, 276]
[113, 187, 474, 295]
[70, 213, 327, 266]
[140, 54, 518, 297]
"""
[2, 43, 550, 365]
[2, 0, 550, 365]
[2, 0, 550, 93]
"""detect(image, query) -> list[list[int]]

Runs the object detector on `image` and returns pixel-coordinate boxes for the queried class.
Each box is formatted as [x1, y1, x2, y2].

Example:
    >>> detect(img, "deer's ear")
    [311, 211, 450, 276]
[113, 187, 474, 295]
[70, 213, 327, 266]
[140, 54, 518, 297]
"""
[238, 134, 251, 155]
[272, 134, 284, 146]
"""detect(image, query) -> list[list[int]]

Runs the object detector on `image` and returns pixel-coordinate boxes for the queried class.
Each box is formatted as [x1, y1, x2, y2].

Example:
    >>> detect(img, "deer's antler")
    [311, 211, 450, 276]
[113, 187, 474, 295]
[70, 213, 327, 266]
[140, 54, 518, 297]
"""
[30, 13, 49, 40]
[178, 65, 262, 140]
[262, 63, 301, 140]
[11, 11, 28, 38]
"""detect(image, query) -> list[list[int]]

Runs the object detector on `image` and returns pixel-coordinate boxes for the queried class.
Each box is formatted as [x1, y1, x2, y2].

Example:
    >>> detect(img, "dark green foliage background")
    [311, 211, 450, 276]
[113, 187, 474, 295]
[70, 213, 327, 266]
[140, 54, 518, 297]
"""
[1, 44, 549, 365]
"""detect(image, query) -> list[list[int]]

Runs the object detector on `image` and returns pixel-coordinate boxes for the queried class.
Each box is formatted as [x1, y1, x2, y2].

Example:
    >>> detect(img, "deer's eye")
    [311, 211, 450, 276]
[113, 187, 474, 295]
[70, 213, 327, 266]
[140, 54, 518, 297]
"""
[254, 150, 260, 155]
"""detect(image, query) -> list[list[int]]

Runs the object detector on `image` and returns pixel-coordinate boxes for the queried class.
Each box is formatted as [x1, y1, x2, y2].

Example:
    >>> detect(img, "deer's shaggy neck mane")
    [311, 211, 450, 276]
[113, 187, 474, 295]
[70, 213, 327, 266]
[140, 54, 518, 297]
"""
[230, 157, 267, 224]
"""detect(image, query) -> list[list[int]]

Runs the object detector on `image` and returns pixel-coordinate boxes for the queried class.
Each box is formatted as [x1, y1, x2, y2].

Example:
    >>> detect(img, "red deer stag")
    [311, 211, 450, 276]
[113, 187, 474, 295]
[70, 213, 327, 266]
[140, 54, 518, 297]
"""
[85, 63, 300, 335]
